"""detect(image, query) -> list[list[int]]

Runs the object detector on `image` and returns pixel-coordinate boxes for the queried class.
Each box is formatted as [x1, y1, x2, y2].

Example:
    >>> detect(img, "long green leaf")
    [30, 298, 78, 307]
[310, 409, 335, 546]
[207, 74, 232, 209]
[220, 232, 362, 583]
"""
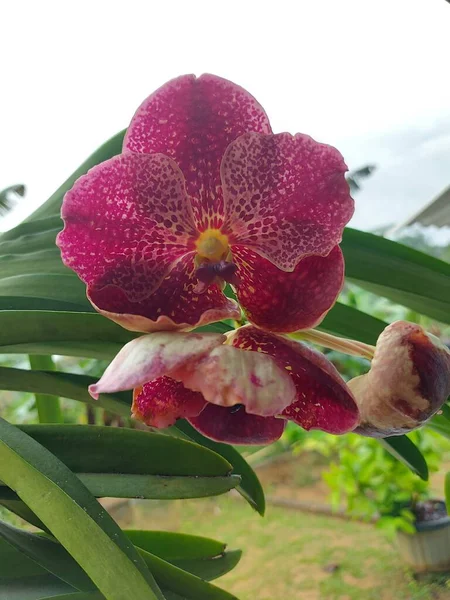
[0, 497, 47, 530]
[19, 425, 233, 478]
[0, 521, 94, 591]
[0, 274, 89, 307]
[318, 302, 386, 345]
[0, 418, 164, 600]
[342, 228, 450, 324]
[0, 574, 75, 599]
[137, 549, 239, 600]
[124, 531, 240, 581]
[0, 526, 238, 600]
[0, 367, 131, 416]
[379, 436, 429, 481]
[0, 310, 134, 357]
[174, 421, 265, 516]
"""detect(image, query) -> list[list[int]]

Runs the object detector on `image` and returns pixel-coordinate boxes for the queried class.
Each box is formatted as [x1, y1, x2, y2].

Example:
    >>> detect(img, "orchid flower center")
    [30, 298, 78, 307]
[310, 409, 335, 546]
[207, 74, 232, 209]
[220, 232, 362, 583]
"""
[195, 229, 229, 262]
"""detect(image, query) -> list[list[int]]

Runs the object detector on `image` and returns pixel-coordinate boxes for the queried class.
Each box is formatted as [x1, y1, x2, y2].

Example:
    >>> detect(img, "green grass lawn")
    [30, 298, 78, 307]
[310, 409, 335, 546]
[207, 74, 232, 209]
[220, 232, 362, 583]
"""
[130, 495, 450, 600]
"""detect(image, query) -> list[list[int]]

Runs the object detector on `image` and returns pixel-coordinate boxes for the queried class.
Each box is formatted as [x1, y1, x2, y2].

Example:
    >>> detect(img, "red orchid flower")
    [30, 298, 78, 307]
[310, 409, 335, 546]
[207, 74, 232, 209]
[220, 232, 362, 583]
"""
[89, 326, 359, 444]
[57, 74, 354, 333]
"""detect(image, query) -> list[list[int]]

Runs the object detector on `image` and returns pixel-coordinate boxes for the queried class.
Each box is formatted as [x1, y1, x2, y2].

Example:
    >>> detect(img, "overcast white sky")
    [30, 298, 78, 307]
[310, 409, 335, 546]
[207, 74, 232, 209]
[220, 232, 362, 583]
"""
[1, 0, 450, 234]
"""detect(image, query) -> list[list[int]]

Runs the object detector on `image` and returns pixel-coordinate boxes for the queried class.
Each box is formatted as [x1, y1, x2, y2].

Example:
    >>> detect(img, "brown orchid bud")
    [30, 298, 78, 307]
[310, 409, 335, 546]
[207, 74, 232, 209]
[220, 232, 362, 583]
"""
[349, 321, 450, 438]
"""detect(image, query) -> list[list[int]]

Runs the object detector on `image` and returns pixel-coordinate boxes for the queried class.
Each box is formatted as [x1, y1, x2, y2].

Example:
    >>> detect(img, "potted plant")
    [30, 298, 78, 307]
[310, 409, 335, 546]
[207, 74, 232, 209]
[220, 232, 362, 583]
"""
[306, 428, 450, 572]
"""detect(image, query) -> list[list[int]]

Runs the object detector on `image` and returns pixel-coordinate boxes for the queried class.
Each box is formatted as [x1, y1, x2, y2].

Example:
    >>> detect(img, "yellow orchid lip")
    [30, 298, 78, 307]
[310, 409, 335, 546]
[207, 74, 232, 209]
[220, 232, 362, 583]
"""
[195, 228, 229, 262]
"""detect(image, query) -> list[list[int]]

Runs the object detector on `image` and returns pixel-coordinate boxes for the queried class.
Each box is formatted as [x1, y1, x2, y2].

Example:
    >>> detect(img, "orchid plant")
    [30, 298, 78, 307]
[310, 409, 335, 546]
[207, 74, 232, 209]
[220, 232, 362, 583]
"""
[1, 73, 450, 600]
[58, 74, 450, 443]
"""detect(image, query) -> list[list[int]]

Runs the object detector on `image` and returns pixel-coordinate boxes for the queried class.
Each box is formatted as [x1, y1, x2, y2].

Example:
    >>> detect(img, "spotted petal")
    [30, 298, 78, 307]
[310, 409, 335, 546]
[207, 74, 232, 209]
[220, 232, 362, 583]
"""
[88, 331, 225, 398]
[57, 152, 198, 310]
[221, 132, 354, 271]
[189, 404, 286, 445]
[124, 74, 272, 230]
[233, 245, 344, 332]
[349, 321, 450, 437]
[132, 377, 206, 428]
[172, 344, 296, 417]
[231, 326, 359, 434]
[88, 253, 241, 332]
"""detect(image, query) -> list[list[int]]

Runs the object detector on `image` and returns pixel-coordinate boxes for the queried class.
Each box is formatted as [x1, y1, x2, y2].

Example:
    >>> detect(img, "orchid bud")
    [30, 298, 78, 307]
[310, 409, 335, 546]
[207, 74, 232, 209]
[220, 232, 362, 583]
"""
[349, 321, 450, 437]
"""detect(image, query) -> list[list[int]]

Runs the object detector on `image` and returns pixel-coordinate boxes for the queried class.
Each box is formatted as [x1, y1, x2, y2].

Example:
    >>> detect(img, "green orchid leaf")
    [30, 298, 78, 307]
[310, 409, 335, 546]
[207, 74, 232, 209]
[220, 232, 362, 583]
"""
[124, 531, 241, 581]
[0, 520, 94, 591]
[0, 418, 164, 600]
[173, 421, 265, 516]
[0, 497, 47, 531]
[124, 531, 226, 561]
[342, 228, 450, 324]
[0, 574, 75, 599]
[319, 302, 386, 345]
[0, 310, 134, 357]
[0, 425, 239, 500]
[138, 548, 239, 600]
[0, 367, 131, 416]
[379, 436, 429, 481]
[18, 425, 233, 478]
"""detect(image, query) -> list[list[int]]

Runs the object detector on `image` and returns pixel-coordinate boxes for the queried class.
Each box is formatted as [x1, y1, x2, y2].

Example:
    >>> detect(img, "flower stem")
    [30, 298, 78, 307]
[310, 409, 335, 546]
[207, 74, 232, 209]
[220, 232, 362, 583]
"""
[290, 329, 376, 360]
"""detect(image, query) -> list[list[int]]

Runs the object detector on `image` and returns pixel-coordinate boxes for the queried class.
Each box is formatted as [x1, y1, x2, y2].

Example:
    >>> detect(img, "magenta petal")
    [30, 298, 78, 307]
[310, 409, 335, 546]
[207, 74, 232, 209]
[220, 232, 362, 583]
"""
[133, 377, 206, 429]
[221, 132, 354, 270]
[189, 404, 286, 445]
[88, 253, 241, 332]
[88, 331, 225, 398]
[233, 245, 344, 332]
[231, 326, 359, 434]
[124, 74, 272, 230]
[57, 153, 197, 304]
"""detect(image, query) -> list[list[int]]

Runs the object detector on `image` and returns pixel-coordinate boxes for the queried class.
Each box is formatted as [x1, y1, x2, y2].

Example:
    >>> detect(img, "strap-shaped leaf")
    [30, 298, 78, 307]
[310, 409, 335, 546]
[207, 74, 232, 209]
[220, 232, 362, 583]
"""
[18, 425, 233, 478]
[342, 228, 450, 324]
[124, 531, 240, 581]
[0, 521, 94, 591]
[1, 525, 238, 600]
[0, 418, 164, 600]
[0, 425, 240, 501]
[379, 436, 429, 481]
[0, 574, 75, 599]
[0, 310, 134, 357]
[174, 421, 265, 516]
[0, 366, 131, 416]
[137, 548, 238, 600]
[318, 302, 386, 345]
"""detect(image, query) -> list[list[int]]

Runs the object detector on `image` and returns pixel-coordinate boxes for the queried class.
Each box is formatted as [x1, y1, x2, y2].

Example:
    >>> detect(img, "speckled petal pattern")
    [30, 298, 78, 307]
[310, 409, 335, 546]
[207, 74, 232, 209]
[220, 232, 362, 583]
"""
[233, 245, 344, 332]
[171, 344, 296, 416]
[231, 326, 359, 434]
[88, 253, 241, 332]
[88, 331, 225, 398]
[57, 153, 198, 303]
[189, 404, 286, 445]
[221, 132, 354, 270]
[124, 74, 272, 230]
[132, 377, 206, 428]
